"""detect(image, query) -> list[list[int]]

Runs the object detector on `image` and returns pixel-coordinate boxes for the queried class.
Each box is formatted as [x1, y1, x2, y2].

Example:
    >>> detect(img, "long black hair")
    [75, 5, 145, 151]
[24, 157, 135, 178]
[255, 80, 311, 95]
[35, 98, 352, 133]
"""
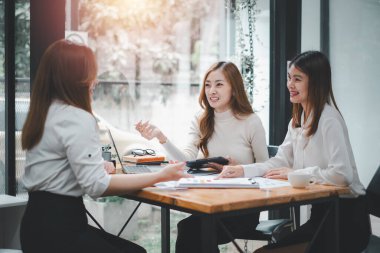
[289, 51, 340, 136]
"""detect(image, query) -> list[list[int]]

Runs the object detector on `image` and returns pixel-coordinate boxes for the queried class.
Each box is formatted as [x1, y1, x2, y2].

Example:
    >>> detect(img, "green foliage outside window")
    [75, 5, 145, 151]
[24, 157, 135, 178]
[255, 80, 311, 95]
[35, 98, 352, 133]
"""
[0, 0, 30, 79]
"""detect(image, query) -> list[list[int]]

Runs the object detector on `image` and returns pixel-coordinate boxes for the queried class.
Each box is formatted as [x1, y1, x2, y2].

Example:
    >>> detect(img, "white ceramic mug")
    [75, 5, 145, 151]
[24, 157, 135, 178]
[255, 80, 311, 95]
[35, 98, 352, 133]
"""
[288, 172, 315, 188]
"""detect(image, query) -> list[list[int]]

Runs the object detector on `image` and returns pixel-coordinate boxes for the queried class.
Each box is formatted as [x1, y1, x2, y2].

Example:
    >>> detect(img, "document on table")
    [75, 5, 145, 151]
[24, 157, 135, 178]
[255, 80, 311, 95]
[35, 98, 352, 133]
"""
[154, 175, 217, 189]
[254, 177, 291, 189]
[155, 176, 290, 189]
[176, 177, 259, 188]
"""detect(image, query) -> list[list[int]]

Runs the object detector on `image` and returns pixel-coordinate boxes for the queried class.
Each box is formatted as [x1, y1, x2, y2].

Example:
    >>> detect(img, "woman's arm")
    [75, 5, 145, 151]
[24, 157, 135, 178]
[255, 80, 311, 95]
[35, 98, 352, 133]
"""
[102, 162, 189, 196]
[61, 110, 112, 198]
[162, 116, 200, 161]
[135, 120, 168, 143]
[249, 115, 269, 162]
[301, 117, 353, 186]
[136, 115, 201, 161]
[242, 122, 295, 178]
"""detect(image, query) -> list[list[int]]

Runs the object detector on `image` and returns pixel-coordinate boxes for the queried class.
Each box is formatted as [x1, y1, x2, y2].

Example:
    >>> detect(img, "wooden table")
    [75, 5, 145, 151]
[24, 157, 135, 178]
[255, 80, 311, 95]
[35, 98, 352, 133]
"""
[122, 184, 349, 253]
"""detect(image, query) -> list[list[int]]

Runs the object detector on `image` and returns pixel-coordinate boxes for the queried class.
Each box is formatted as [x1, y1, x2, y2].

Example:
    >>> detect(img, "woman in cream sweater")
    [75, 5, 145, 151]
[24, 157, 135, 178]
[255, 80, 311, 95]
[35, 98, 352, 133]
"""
[136, 61, 269, 253]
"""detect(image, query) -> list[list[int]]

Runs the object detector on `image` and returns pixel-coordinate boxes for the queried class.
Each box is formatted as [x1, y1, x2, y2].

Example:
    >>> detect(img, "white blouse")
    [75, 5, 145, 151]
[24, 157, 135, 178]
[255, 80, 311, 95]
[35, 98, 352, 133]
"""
[243, 104, 365, 196]
[162, 109, 269, 164]
[22, 100, 110, 198]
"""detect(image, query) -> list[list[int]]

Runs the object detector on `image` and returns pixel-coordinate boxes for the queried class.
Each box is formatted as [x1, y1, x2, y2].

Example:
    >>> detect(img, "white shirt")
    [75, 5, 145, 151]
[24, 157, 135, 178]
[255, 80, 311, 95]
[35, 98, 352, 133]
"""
[243, 104, 365, 196]
[163, 109, 269, 164]
[22, 100, 111, 198]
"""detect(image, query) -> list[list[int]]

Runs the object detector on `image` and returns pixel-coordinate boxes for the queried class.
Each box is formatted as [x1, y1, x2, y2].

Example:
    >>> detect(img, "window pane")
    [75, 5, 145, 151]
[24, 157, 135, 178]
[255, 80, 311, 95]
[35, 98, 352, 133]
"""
[15, 0, 30, 196]
[225, 0, 270, 141]
[252, 0, 270, 142]
[0, 0, 30, 196]
[74, 0, 223, 149]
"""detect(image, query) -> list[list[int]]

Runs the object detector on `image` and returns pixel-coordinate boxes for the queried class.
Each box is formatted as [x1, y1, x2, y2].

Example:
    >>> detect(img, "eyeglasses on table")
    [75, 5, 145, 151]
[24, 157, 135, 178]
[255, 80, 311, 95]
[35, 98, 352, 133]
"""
[131, 149, 156, 157]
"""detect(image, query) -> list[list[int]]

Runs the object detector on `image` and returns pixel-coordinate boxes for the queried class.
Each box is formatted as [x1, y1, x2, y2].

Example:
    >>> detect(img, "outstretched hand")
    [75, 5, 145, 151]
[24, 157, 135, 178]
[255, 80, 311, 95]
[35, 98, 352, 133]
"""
[159, 162, 192, 181]
[135, 120, 167, 143]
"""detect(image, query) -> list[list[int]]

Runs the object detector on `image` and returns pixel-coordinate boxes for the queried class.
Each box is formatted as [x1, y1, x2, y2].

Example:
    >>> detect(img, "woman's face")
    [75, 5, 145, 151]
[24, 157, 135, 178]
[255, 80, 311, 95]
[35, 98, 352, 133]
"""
[287, 65, 309, 109]
[205, 69, 232, 113]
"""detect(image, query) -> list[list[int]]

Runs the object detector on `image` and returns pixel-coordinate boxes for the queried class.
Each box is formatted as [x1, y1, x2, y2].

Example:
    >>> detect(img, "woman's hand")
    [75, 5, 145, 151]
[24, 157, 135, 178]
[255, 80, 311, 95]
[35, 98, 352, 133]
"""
[216, 165, 244, 179]
[135, 120, 167, 144]
[226, 156, 238, 166]
[104, 161, 116, 174]
[263, 167, 294, 179]
[208, 156, 238, 172]
[158, 162, 192, 182]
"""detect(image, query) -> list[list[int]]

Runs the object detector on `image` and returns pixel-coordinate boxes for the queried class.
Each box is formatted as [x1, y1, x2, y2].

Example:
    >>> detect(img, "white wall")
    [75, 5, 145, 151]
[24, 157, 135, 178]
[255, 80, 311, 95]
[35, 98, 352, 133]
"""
[301, 0, 320, 51]
[330, 0, 380, 187]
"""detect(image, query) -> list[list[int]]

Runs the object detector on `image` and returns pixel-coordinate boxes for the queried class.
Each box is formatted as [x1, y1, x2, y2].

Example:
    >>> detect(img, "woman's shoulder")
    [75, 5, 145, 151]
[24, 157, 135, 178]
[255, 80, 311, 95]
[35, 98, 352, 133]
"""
[238, 112, 263, 124]
[50, 100, 96, 126]
[320, 104, 344, 122]
[319, 103, 347, 130]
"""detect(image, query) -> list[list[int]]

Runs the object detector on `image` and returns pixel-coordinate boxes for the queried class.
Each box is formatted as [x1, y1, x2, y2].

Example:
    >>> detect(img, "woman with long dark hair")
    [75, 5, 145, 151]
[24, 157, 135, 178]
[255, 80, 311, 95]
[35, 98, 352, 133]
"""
[220, 51, 370, 253]
[20, 39, 189, 253]
[136, 61, 269, 252]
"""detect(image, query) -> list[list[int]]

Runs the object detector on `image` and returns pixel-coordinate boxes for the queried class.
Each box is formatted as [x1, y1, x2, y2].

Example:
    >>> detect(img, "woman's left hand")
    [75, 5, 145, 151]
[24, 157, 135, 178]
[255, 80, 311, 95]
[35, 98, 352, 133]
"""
[216, 165, 244, 179]
[104, 161, 116, 174]
[263, 167, 294, 179]
[226, 156, 238, 166]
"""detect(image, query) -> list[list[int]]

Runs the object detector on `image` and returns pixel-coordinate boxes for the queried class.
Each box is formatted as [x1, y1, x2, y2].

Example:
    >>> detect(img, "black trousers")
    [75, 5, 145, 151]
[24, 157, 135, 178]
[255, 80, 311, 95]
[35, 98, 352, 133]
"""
[20, 191, 146, 253]
[175, 212, 260, 253]
[265, 195, 370, 253]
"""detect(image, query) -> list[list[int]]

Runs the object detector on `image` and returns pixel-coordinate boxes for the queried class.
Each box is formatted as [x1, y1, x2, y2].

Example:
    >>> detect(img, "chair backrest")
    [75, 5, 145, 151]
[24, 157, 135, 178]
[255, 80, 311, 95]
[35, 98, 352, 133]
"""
[367, 165, 380, 218]
[267, 145, 279, 158]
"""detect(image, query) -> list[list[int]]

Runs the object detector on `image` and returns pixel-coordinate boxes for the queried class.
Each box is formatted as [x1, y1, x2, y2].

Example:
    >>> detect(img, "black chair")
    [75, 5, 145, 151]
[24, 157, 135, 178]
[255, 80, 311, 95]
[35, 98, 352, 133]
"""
[362, 165, 380, 253]
[267, 145, 279, 159]
[238, 145, 296, 252]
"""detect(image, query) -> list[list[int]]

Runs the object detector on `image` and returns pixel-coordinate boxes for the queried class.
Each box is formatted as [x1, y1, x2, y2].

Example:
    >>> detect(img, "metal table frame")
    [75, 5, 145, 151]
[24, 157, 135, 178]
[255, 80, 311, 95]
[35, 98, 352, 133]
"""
[121, 193, 340, 253]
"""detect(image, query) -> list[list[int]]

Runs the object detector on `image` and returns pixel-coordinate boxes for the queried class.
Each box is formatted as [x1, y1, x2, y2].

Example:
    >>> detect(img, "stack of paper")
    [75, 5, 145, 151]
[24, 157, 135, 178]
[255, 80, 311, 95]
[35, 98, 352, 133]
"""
[176, 177, 259, 188]
[154, 177, 291, 189]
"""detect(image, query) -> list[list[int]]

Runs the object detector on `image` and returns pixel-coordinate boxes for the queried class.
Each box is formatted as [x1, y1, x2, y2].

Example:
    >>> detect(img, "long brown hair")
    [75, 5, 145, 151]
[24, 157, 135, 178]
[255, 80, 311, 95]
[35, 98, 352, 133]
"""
[22, 40, 97, 150]
[289, 51, 340, 136]
[198, 61, 253, 157]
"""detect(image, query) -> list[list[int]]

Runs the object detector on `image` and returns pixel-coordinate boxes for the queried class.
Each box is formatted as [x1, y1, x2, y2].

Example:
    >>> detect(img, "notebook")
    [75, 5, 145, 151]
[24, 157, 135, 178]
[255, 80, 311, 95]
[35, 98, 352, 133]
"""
[123, 154, 166, 163]
[105, 128, 153, 174]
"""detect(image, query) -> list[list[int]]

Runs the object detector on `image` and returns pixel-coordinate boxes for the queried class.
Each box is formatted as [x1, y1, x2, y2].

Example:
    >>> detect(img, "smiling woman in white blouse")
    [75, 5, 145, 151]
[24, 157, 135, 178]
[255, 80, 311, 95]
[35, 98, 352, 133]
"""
[220, 51, 370, 253]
